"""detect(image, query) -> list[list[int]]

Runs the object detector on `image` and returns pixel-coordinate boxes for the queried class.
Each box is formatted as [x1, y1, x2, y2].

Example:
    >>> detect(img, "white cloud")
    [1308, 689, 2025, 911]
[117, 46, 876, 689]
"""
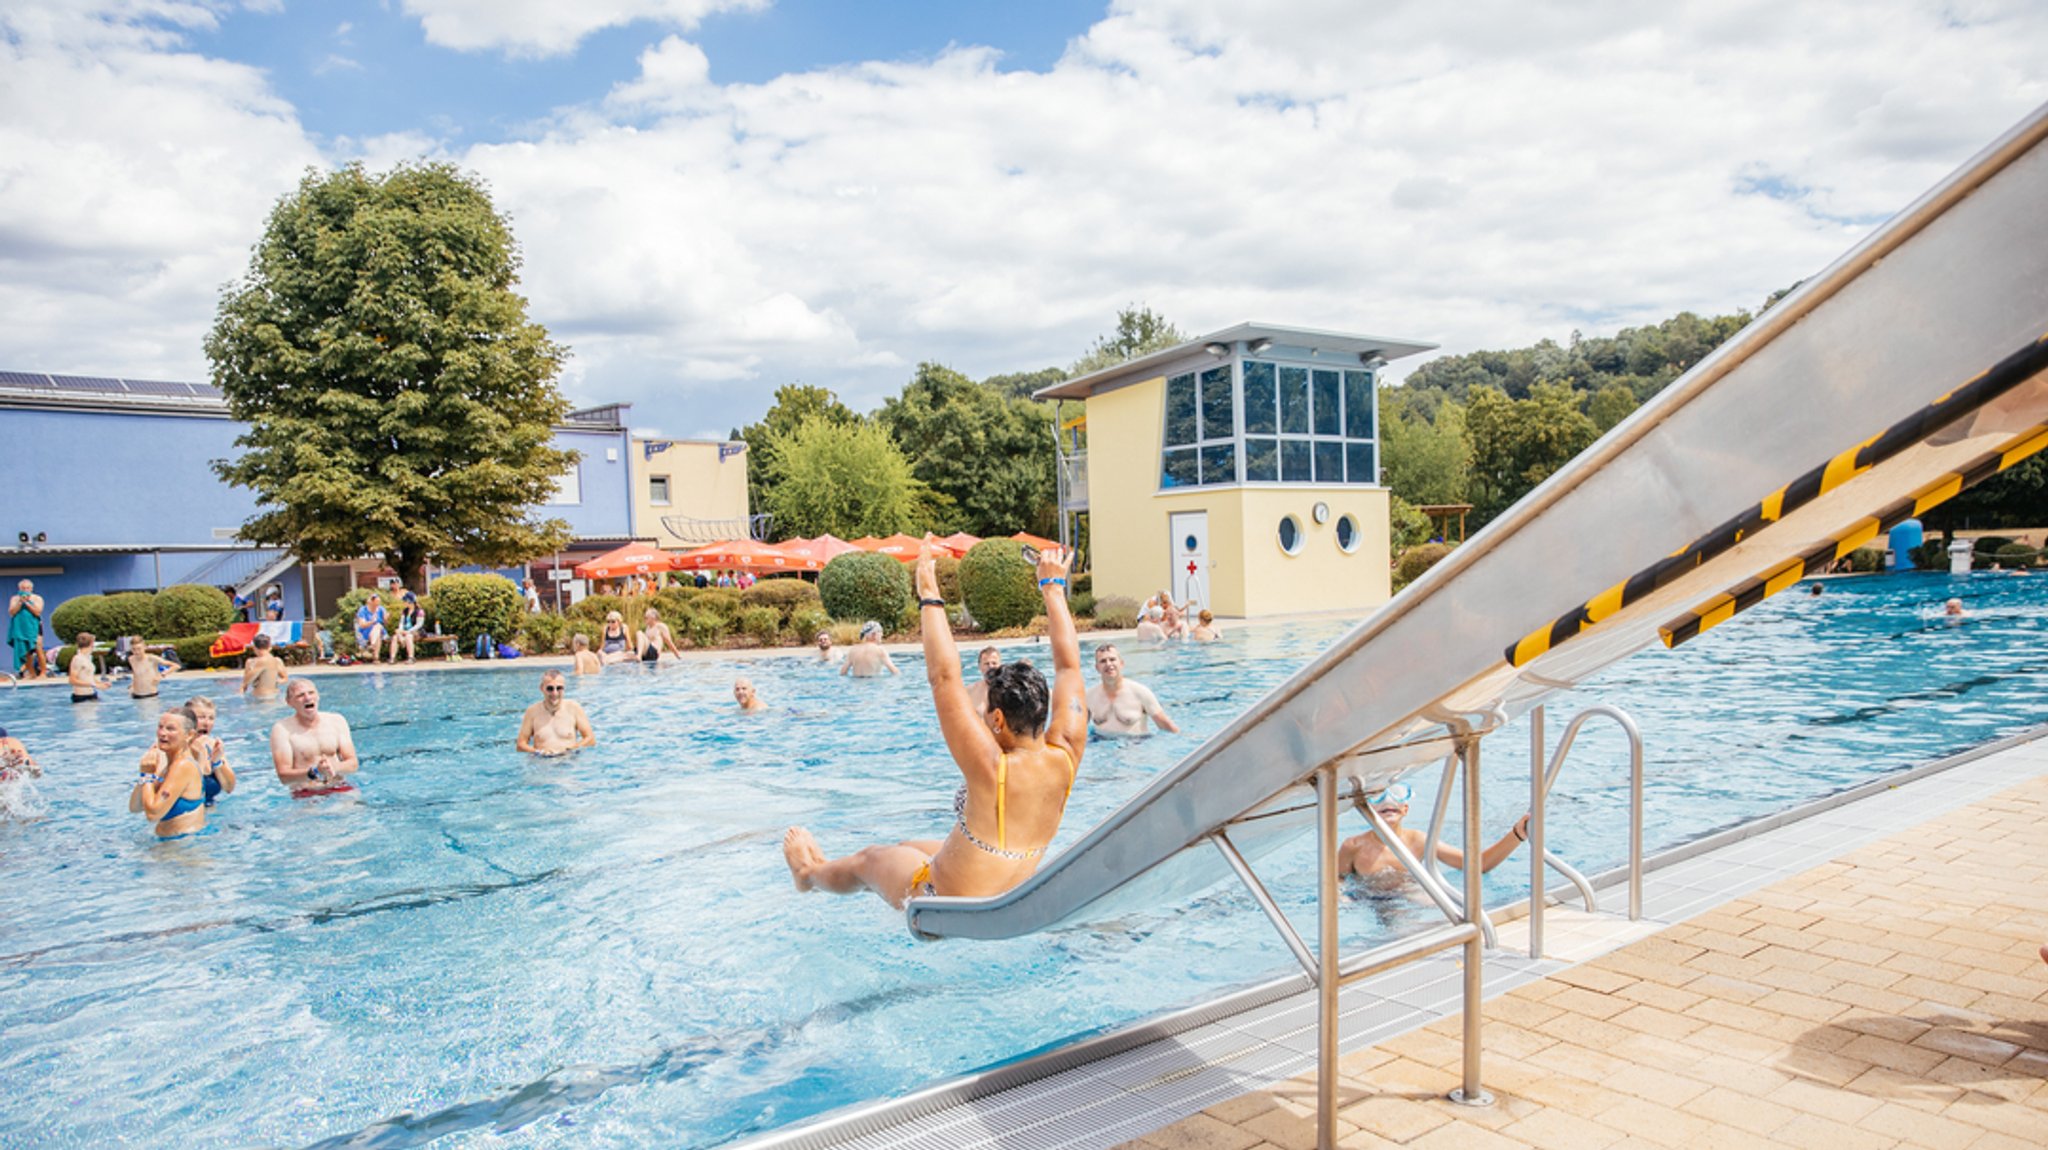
[1, 0, 2045, 436]
[399, 0, 768, 58]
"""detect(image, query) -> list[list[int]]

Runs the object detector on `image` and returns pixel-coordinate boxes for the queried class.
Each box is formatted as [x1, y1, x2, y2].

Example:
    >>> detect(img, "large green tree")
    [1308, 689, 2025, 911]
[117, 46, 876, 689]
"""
[761, 417, 943, 539]
[1465, 383, 1598, 524]
[878, 362, 1058, 537]
[1068, 304, 1188, 376]
[1379, 396, 1471, 507]
[206, 162, 572, 588]
[731, 382, 859, 510]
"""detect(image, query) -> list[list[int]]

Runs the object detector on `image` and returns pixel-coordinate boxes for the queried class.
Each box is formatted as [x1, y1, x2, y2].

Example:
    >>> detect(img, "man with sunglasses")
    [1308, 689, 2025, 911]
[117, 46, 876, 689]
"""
[517, 669, 596, 756]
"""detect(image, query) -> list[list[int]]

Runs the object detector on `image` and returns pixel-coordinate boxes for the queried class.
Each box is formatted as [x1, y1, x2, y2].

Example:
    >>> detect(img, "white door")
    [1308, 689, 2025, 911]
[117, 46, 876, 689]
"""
[1170, 511, 1209, 610]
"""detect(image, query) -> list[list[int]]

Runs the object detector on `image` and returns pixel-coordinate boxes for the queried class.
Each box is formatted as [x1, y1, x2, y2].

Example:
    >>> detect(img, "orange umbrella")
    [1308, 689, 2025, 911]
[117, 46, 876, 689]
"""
[674, 539, 821, 572]
[780, 534, 861, 564]
[847, 536, 885, 551]
[575, 543, 679, 579]
[937, 531, 981, 556]
[1011, 531, 1060, 553]
[869, 533, 929, 562]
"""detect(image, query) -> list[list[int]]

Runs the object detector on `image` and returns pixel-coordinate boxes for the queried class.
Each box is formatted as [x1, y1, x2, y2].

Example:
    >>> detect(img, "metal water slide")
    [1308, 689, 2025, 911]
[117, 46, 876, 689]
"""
[910, 97, 2048, 980]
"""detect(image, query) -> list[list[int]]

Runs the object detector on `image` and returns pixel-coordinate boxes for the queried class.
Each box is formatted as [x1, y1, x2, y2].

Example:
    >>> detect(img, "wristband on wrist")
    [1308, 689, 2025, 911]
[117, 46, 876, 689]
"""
[1513, 821, 1528, 842]
[919, 597, 946, 609]
[1038, 577, 1067, 587]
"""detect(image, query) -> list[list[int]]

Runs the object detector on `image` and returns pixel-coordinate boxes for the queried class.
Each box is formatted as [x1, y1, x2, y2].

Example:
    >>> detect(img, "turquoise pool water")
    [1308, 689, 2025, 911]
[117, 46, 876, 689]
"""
[0, 571, 2043, 1147]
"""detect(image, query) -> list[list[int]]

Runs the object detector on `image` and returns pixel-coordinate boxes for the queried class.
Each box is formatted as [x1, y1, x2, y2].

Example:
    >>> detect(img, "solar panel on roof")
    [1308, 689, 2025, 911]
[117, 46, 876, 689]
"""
[0, 371, 54, 388]
[190, 385, 225, 399]
[120, 379, 201, 397]
[47, 375, 127, 394]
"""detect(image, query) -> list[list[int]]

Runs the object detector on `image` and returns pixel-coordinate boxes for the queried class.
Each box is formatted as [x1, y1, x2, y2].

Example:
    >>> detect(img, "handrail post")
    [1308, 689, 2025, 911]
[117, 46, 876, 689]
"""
[1450, 732, 1491, 1106]
[1528, 705, 1546, 960]
[1316, 761, 1341, 1149]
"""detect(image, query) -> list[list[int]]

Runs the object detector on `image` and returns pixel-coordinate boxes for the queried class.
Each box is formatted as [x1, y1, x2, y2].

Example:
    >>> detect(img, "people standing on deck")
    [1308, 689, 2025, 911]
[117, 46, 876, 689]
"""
[570, 633, 604, 676]
[240, 633, 289, 700]
[183, 697, 236, 807]
[966, 646, 1003, 712]
[840, 622, 899, 677]
[636, 608, 682, 663]
[68, 633, 110, 703]
[270, 679, 359, 795]
[1336, 783, 1530, 881]
[130, 710, 207, 837]
[1086, 644, 1179, 735]
[9, 579, 45, 679]
[783, 540, 1087, 909]
[516, 670, 596, 756]
[127, 637, 179, 699]
[523, 579, 543, 614]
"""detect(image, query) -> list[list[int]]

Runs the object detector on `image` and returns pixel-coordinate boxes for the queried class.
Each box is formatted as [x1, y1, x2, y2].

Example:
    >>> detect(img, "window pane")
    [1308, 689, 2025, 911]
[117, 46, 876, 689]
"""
[1161, 448, 1198, 488]
[1243, 361, 1277, 435]
[1278, 515, 1301, 554]
[1313, 370, 1342, 436]
[1244, 437, 1278, 481]
[1165, 372, 1197, 446]
[1336, 514, 1358, 551]
[1200, 365, 1234, 442]
[1347, 441, 1376, 485]
[1280, 367, 1309, 434]
[1314, 440, 1345, 482]
[1344, 371, 1375, 439]
[1200, 443, 1236, 486]
[1281, 438, 1312, 482]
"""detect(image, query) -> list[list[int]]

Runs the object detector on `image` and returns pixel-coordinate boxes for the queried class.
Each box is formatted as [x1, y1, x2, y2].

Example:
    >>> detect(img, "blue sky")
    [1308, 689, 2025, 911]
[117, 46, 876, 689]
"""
[2, 1, 2044, 439]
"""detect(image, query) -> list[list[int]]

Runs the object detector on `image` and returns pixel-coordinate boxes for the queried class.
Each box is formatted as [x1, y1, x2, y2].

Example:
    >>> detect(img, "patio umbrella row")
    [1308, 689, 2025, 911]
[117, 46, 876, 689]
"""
[571, 531, 1061, 580]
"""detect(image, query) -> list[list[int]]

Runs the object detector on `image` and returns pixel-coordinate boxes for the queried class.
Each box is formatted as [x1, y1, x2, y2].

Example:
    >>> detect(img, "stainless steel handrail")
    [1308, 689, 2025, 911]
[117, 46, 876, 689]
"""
[1527, 703, 1645, 960]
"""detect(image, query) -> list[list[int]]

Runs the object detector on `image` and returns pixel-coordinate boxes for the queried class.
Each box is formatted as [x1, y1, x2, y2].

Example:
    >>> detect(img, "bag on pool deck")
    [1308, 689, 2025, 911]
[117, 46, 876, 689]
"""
[496, 643, 522, 659]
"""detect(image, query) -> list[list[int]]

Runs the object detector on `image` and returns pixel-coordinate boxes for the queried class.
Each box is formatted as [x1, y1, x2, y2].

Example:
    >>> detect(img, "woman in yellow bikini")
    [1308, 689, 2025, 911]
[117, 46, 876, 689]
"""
[783, 539, 1087, 910]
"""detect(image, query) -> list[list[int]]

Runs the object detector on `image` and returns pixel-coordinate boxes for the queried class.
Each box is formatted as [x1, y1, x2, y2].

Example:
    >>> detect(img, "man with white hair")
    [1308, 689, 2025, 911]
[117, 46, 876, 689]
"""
[7, 580, 43, 679]
[840, 621, 899, 678]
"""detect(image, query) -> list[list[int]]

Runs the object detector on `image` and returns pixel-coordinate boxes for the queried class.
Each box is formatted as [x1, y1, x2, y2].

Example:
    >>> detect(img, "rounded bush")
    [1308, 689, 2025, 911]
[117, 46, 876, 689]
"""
[819, 551, 912, 629]
[935, 555, 961, 603]
[429, 574, 522, 648]
[740, 578, 819, 619]
[170, 634, 221, 669]
[959, 539, 1038, 631]
[325, 587, 377, 656]
[737, 605, 782, 644]
[1395, 543, 1454, 586]
[1069, 590, 1097, 618]
[154, 584, 236, 638]
[49, 594, 104, 643]
[1847, 547, 1886, 574]
[789, 605, 831, 641]
[569, 593, 626, 623]
[1093, 595, 1140, 629]
[99, 592, 159, 642]
[1995, 542, 2038, 566]
[683, 610, 729, 647]
[518, 611, 567, 654]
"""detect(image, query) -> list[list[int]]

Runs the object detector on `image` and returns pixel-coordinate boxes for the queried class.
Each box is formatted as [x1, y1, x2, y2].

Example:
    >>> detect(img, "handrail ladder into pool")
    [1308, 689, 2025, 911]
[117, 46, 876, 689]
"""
[906, 100, 2048, 1149]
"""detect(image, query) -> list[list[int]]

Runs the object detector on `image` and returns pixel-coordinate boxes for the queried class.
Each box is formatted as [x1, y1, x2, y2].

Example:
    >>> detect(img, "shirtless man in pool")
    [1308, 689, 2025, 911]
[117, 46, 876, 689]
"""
[516, 669, 596, 755]
[269, 678, 359, 794]
[239, 633, 289, 700]
[1086, 644, 1178, 735]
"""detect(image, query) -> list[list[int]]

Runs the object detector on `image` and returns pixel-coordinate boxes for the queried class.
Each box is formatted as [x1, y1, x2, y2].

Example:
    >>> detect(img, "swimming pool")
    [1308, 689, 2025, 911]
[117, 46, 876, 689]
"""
[0, 571, 2042, 1147]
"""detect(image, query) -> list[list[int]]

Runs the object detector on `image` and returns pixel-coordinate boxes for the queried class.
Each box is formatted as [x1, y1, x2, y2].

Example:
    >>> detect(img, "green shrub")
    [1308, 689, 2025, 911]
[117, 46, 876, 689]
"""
[741, 577, 820, 614]
[959, 538, 1038, 631]
[279, 641, 317, 666]
[153, 584, 235, 638]
[683, 611, 730, 648]
[569, 593, 626, 623]
[1069, 590, 1097, 618]
[819, 551, 912, 629]
[935, 555, 961, 603]
[1070, 572, 1092, 598]
[170, 634, 221, 668]
[1995, 542, 2040, 567]
[1395, 543, 1454, 587]
[324, 587, 377, 657]
[1390, 495, 1433, 558]
[1846, 547, 1886, 574]
[98, 592, 158, 643]
[1909, 540, 1947, 570]
[691, 588, 744, 623]
[563, 618, 604, 650]
[737, 605, 782, 644]
[790, 605, 831, 641]
[519, 611, 567, 655]
[1094, 594, 1140, 629]
[49, 594, 103, 643]
[429, 573, 522, 648]
[1974, 535, 2014, 555]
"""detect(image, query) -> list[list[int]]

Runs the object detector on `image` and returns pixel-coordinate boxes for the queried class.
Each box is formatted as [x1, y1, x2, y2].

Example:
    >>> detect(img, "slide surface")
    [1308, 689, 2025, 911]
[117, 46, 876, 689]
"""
[909, 101, 2048, 941]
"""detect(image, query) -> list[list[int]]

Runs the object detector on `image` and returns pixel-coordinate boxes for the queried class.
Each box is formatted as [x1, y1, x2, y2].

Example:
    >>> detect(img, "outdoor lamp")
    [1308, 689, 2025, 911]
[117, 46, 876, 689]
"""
[1203, 342, 1229, 357]
[15, 532, 25, 546]
[1359, 351, 1388, 370]
[1247, 337, 1273, 354]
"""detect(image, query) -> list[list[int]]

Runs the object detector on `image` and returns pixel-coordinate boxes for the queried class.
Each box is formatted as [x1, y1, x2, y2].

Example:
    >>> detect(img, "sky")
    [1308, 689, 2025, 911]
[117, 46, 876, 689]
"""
[2, 1, 2044, 441]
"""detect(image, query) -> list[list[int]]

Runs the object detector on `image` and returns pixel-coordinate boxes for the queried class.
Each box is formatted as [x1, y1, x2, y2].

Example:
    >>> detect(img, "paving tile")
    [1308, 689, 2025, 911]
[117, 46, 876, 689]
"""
[1837, 1032, 1951, 1076]
[1495, 1107, 1627, 1150]
[1135, 1113, 1264, 1150]
[1854, 1100, 1989, 1150]
[1774, 1111, 1904, 1148]
[1676, 1083, 1798, 1135]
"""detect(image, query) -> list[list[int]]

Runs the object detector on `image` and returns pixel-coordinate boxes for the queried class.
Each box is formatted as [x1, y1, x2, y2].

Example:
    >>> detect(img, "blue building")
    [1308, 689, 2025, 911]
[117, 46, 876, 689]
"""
[0, 371, 637, 667]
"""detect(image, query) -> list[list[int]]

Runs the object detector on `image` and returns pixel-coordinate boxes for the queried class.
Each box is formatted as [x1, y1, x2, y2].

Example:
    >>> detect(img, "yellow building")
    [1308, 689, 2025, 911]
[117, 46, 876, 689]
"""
[629, 437, 755, 548]
[1038, 323, 1435, 618]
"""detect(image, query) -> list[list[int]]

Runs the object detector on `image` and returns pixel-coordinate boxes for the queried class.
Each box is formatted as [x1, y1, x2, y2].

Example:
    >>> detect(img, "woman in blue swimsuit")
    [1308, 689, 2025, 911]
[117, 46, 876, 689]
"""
[782, 539, 1088, 909]
[130, 711, 207, 838]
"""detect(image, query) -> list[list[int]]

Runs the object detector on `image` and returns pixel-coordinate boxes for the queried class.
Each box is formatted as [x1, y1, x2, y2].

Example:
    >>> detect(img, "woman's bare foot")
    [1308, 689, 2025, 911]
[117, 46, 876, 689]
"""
[783, 827, 827, 891]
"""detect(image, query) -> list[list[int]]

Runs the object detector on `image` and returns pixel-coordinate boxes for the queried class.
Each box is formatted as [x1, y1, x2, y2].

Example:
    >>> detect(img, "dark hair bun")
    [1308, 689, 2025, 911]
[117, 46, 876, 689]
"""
[983, 661, 1050, 737]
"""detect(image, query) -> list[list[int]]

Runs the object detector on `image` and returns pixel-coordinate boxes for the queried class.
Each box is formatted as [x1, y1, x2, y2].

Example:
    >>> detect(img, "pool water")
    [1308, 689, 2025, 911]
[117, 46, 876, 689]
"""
[1, 571, 2043, 1147]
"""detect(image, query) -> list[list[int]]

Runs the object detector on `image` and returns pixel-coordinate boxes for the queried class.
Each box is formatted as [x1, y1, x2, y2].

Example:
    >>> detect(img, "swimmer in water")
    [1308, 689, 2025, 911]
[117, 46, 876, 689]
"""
[127, 637, 180, 699]
[183, 696, 236, 806]
[965, 646, 1003, 712]
[1086, 643, 1179, 736]
[0, 727, 39, 780]
[239, 633, 289, 700]
[839, 621, 899, 678]
[0, 726, 43, 819]
[1944, 597, 1965, 618]
[516, 669, 596, 756]
[815, 631, 843, 665]
[130, 710, 207, 838]
[1189, 610, 1222, 641]
[1336, 783, 1530, 880]
[570, 632, 604, 676]
[734, 676, 767, 713]
[785, 540, 1087, 909]
[270, 678, 359, 794]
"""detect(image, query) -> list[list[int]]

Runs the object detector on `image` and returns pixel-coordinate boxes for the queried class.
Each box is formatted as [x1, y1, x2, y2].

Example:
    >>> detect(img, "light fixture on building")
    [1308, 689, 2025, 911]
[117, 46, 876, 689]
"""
[34, 532, 45, 546]
[1247, 337, 1273, 354]
[1359, 350, 1389, 370]
[1203, 342, 1230, 357]
[15, 532, 25, 547]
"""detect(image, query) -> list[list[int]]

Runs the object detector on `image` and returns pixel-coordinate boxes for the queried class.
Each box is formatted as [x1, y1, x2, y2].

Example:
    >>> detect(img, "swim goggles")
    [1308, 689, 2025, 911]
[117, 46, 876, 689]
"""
[1366, 782, 1412, 807]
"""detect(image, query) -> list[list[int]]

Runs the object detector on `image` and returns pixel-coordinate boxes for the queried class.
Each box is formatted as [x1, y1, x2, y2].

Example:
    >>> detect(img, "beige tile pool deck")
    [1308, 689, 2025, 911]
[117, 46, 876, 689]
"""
[1114, 769, 2048, 1150]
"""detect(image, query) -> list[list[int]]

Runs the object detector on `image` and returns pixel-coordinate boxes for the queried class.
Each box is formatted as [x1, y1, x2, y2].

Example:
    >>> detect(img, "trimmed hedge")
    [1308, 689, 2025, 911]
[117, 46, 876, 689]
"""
[49, 594, 102, 643]
[740, 578, 820, 616]
[737, 606, 782, 644]
[98, 593, 158, 643]
[959, 539, 1038, 631]
[325, 588, 378, 657]
[518, 611, 567, 655]
[154, 584, 236, 637]
[1847, 547, 1886, 573]
[1395, 543, 1453, 586]
[934, 555, 961, 603]
[170, 634, 221, 668]
[431, 574, 522, 648]
[819, 551, 912, 629]
[789, 605, 831, 641]
[1093, 595, 1140, 629]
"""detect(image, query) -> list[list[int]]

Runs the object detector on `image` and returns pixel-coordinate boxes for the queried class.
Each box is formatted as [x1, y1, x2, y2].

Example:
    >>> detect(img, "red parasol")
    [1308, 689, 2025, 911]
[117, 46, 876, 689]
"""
[575, 543, 681, 579]
[673, 539, 821, 572]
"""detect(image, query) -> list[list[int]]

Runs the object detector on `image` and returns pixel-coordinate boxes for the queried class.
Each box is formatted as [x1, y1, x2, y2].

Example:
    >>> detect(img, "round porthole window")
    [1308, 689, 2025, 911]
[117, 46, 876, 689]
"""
[1278, 514, 1303, 555]
[1336, 513, 1360, 553]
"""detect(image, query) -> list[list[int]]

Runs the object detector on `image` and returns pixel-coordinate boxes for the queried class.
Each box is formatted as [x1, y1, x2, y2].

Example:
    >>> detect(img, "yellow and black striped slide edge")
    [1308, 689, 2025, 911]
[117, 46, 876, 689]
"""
[1505, 331, 2048, 669]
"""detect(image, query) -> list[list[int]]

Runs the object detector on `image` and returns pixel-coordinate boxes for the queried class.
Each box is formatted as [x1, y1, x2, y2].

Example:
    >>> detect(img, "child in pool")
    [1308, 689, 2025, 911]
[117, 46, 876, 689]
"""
[183, 696, 236, 806]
